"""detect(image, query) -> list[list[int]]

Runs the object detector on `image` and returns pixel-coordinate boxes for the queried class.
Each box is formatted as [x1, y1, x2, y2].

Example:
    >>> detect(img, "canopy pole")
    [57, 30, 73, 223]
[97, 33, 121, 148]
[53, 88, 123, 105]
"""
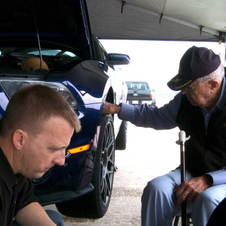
[121, 0, 126, 13]
[159, 0, 167, 24]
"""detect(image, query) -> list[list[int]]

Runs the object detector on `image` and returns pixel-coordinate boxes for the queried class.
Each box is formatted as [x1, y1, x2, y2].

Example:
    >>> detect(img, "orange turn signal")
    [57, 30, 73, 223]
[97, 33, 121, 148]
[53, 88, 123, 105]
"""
[68, 144, 90, 154]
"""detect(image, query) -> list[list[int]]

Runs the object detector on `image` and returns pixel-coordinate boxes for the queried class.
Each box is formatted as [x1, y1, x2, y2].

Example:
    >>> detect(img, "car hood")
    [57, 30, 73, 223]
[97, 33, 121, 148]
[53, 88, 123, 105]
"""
[0, 0, 92, 59]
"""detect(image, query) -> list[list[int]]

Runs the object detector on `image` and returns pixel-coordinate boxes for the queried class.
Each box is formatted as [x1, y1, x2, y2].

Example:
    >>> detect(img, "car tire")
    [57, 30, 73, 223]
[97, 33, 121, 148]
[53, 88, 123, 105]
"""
[56, 115, 115, 218]
[116, 120, 127, 150]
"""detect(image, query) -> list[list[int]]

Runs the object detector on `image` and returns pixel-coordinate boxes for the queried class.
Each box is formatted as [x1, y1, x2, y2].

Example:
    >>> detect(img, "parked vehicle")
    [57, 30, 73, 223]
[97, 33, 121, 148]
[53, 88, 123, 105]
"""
[0, 0, 130, 219]
[125, 81, 156, 105]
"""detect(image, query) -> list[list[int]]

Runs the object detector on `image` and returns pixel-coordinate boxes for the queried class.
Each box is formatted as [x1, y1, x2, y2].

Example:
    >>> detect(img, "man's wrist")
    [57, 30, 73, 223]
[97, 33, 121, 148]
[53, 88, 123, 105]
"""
[116, 103, 122, 114]
[203, 174, 213, 187]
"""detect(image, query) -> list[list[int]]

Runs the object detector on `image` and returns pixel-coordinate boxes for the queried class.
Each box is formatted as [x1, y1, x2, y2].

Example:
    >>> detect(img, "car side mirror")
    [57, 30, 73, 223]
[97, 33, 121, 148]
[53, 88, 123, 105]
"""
[107, 53, 130, 66]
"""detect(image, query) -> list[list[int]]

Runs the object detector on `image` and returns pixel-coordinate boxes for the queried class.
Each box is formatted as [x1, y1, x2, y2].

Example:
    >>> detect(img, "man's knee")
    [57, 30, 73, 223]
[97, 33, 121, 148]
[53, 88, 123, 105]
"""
[142, 176, 174, 201]
[195, 189, 218, 207]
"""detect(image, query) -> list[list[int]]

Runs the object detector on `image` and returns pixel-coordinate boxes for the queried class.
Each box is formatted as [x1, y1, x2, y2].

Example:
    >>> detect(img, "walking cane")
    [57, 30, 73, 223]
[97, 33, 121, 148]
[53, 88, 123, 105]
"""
[176, 131, 190, 226]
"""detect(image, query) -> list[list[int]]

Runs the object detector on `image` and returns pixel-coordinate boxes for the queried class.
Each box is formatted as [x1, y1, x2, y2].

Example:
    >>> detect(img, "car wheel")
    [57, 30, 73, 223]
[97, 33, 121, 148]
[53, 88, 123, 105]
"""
[56, 115, 115, 218]
[116, 120, 127, 150]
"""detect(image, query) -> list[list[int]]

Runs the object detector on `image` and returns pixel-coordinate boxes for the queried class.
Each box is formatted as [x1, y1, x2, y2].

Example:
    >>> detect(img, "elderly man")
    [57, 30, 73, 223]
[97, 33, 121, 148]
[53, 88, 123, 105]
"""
[0, 85, 81, 226]
[103, 46, 226, 226]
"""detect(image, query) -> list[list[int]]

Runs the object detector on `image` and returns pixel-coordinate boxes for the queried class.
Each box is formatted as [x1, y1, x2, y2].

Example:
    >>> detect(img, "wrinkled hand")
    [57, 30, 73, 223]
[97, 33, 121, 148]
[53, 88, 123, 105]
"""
[174, 175, 213, 208]
[103, 101, 121, 115]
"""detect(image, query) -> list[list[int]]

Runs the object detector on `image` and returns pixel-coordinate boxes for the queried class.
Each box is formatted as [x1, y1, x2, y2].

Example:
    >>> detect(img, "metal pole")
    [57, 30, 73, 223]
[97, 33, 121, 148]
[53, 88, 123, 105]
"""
[179, 131, 186, 226]
[176, 131, 190, 226]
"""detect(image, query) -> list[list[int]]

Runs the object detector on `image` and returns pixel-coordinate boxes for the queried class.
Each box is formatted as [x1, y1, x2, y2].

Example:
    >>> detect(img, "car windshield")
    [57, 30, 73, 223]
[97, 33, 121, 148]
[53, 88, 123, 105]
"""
[0, 47, 83, 74]
[0, 48, 80, 58]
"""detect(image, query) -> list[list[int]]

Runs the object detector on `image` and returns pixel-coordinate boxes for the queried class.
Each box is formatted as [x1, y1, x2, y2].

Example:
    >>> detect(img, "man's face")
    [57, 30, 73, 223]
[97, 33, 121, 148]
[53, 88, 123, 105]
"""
[20, 116, 74, 179]
[181, 80, 214, 109]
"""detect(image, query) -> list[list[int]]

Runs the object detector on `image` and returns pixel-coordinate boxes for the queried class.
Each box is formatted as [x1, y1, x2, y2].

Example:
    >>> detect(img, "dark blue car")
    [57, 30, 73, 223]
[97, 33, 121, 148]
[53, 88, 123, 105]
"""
[0, 0, 130, 218]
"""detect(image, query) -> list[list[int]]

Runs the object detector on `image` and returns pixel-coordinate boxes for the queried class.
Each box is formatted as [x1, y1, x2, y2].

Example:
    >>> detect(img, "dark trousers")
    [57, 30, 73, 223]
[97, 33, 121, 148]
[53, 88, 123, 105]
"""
[207, 197, 226, 226]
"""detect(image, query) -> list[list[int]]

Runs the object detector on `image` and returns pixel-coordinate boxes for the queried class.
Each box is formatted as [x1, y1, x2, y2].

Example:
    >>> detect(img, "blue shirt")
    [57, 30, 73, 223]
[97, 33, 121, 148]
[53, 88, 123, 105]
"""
[119, 78, 226, 186]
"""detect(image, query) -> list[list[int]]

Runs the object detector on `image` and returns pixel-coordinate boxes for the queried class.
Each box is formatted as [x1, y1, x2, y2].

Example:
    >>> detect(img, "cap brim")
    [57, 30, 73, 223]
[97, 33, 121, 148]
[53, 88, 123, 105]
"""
[167, 73, 193, 91]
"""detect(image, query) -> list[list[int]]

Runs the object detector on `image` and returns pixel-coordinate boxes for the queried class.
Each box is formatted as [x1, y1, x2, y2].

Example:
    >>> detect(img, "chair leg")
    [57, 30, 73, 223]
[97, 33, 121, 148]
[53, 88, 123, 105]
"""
[173, 215, 193, 226]
[173, 216, 179, 226]
[186, 217, 190, 225]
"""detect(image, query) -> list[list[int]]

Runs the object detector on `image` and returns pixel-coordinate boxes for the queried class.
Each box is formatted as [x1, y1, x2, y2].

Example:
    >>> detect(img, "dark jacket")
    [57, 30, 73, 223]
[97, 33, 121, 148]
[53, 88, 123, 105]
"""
[176, 95, 226, 176]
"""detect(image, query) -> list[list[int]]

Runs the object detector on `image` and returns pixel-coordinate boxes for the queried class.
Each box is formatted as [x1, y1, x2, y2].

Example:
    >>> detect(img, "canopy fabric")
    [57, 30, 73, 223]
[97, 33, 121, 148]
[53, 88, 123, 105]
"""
[86, 0, 226, 42]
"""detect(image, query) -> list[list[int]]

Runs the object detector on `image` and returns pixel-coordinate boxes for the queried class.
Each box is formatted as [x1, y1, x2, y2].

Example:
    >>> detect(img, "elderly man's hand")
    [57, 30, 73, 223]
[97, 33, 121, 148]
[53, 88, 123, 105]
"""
[103, 101, 122, 115]
[174, 175, 213, 208]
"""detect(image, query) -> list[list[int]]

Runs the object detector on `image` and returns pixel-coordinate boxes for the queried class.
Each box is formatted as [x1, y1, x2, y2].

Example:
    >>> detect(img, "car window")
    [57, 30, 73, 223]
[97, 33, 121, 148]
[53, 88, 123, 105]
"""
[125, 81, 150, 90]
[92, 36, 108, 63]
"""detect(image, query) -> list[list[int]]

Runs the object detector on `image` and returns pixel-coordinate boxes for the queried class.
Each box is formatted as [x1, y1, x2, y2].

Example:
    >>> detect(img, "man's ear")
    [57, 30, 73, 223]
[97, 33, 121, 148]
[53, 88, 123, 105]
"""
[12, 129, 24, 150]
[209, 79, 219, 91]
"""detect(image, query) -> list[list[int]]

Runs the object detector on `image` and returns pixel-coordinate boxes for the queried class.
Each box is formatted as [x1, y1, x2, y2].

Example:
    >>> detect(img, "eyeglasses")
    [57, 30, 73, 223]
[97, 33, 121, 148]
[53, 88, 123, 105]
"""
[183, 82, 199, 93]
[182, 78, 211, 93]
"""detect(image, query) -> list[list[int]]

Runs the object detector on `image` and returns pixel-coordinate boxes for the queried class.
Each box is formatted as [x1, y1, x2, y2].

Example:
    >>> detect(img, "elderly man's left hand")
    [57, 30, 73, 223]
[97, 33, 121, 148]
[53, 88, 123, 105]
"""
[103, 101, 121, 115]
[174, 175, 213, 208]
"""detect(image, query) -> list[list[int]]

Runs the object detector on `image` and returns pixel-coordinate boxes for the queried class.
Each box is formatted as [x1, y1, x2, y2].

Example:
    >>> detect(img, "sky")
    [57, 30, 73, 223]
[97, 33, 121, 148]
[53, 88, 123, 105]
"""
[100, 40, 225, 95]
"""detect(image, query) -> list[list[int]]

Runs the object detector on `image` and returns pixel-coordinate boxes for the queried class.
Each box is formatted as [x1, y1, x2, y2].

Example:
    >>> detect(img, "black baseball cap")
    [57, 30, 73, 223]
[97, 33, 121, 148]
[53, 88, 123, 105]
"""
[167, 46, 221, 91]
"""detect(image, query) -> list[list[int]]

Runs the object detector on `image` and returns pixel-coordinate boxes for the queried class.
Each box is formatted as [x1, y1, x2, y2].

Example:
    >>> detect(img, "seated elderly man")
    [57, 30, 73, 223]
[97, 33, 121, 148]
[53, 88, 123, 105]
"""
[103, 46, 226, 226]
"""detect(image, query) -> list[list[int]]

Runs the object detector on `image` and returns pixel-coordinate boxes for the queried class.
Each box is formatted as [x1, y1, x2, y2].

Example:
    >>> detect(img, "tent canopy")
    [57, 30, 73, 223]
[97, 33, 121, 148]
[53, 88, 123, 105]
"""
[86, 0, 226, 42]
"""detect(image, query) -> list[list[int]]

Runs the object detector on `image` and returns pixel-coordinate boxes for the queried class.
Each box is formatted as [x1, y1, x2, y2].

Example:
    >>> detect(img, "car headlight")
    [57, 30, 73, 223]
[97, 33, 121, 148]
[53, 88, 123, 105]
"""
[0, 80, 78, 111]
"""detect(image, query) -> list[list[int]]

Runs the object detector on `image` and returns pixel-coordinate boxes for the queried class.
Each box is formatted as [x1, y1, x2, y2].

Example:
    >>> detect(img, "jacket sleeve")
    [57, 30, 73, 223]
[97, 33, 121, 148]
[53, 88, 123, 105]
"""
[118, 92, 182, 130]
[14, 177, 38, 216]
[206, 168, 226, 186]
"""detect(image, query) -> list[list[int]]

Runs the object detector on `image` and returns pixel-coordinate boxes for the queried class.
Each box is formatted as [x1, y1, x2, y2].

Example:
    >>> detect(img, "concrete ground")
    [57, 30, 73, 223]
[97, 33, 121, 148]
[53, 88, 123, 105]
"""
[45, 121, 181, 225]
